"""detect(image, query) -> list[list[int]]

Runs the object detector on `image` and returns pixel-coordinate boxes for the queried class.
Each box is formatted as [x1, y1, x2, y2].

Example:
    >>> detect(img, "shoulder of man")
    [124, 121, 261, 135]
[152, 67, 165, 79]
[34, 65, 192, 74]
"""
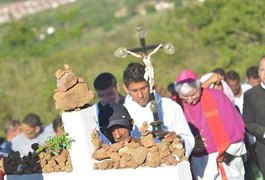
[11, 132, 24, 143]
[244, 85, 261, 97]
[241, 83, 252, 93]
[118, 94, 125, 104]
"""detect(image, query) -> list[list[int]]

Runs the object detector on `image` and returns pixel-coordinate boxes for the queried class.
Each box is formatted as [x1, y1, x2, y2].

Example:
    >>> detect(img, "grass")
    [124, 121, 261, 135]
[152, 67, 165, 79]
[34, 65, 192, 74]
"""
[0, 0, 264, 136]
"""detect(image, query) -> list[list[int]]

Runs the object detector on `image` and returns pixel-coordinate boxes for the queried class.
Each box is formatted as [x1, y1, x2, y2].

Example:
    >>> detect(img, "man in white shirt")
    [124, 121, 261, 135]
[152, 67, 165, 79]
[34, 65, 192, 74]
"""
[122, 62, 194, 157]
[11, 113, 54, 157]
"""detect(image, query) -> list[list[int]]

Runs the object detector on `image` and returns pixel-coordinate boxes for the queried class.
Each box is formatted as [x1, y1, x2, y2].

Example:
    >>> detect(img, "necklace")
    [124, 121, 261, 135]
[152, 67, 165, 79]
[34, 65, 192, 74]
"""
[185, 106, 207, 152]
[184, 106, 205, 137]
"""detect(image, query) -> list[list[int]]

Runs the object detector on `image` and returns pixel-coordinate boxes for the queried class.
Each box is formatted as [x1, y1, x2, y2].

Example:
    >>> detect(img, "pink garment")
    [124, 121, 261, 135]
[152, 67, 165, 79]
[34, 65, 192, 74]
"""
[182, 88, 245, 156]
[176, 69, 198, 83]
[200, 72, 235, 103]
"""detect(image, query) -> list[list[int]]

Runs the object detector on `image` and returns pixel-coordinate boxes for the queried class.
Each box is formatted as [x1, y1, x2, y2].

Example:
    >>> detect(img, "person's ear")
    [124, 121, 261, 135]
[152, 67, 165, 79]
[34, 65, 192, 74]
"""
[116, 84, 121, 93]
[129, 119, 134, 130]
[35, 126, 41, 134]
[123, 84, 129, 94]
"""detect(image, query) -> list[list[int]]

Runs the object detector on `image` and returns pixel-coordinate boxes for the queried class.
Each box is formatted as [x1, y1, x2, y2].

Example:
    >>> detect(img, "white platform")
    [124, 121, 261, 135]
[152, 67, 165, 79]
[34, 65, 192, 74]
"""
[5, 107, 192, 180]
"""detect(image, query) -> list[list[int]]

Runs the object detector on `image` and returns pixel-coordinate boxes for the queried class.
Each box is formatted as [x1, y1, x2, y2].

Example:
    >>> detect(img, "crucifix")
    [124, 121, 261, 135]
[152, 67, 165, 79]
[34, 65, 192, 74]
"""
[114, 24, 175, 140]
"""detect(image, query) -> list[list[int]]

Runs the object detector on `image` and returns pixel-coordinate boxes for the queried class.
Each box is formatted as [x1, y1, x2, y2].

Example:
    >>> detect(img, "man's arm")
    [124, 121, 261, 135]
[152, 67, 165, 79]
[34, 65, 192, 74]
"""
[243, 92, 265, 143]
[166, 101, 195, 157]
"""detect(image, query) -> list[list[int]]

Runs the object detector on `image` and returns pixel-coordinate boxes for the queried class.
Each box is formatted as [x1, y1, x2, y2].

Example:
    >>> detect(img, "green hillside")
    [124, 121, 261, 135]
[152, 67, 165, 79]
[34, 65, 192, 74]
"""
[0, 0, 264, 135]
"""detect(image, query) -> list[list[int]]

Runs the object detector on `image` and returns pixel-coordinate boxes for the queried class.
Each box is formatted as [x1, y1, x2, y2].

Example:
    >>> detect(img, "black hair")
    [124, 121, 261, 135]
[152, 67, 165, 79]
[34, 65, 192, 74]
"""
[23, 113, 42, 128]
[93, 72, 117, 90]
[246, 66, 259, 79]
[212, 68, 225, 77]
[224, 70, 240, 82]
[123, 62, 146, 87]
[167, 83, 176, 94]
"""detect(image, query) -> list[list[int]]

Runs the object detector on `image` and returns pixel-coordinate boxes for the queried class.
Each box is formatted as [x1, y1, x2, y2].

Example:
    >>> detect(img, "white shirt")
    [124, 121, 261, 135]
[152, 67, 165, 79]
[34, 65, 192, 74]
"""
[124, 92, 195, 157]
[235, 83, 252, 114]
[11, 126, 54, 157]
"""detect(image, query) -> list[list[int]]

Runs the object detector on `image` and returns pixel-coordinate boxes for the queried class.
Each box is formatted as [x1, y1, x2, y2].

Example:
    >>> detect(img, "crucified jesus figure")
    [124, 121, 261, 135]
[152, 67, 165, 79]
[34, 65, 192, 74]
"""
[125, 44, 163, 93]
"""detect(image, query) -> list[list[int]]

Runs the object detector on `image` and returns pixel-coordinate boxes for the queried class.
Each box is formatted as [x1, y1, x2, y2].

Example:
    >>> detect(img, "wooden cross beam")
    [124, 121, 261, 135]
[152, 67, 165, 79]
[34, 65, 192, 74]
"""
[114, 25, 175, 92]
[114, 24, 175, 139]
[128, 25, 160, 55]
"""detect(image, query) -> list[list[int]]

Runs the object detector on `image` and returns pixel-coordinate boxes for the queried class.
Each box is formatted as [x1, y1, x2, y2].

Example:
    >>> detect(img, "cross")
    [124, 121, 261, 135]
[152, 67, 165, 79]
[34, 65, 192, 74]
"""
[114, 24, 174, 91]
[114, 24, 175, 139]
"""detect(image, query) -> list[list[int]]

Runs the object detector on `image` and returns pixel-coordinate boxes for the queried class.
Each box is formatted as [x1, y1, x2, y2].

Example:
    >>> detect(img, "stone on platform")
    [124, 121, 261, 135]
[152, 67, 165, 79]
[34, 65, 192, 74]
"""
[5, 107, 192, 180]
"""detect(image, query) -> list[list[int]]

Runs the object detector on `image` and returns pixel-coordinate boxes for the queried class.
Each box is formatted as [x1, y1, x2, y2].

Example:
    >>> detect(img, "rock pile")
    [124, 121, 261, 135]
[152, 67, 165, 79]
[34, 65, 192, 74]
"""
[0, 144, 72, 175]
[91, 122, 187, 170]
[53, 64, 95, 111]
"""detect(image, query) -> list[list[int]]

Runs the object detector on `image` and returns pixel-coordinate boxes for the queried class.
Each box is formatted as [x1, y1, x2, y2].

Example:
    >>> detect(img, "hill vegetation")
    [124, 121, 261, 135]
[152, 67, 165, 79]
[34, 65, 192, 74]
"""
[0, 0, 264, 135]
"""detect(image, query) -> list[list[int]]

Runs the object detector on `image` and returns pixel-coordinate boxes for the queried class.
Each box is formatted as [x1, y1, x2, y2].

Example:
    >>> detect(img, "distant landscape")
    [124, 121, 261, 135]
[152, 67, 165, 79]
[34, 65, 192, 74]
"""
[0, 0, 264, 136]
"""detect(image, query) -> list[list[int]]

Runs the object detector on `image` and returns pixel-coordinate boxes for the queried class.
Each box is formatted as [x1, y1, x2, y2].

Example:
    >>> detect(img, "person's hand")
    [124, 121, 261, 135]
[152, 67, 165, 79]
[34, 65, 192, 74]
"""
[202, 73, 222, 89]
[217, 152, 235, 165]
[217, 156, 224, 163]
[163, 131, 177, 142]
[209, 73, 222, 85]
[193, 134, 207, 153]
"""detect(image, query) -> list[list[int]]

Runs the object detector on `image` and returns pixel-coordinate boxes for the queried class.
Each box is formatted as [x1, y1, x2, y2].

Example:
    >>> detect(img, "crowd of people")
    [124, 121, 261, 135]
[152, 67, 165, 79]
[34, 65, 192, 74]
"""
[93, 55, 265, 179]
[0, 55, 264, 180]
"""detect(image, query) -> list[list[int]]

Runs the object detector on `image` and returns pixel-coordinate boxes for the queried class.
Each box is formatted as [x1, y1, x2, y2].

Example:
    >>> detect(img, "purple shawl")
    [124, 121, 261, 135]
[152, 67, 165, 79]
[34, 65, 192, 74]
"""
[182, 88, 245, 156]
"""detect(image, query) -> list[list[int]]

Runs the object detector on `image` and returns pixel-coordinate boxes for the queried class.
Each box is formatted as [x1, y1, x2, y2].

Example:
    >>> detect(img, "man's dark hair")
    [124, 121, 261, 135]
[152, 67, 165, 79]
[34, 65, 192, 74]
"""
[93, 72, 117, 90]
[212, 68, 225, 77]
[167, 83, 177, 95]
[123, 62, 146, 87]
[246, 66, 259, 79]
[23, 113, 42, 128]
[224, 70, 240, 81]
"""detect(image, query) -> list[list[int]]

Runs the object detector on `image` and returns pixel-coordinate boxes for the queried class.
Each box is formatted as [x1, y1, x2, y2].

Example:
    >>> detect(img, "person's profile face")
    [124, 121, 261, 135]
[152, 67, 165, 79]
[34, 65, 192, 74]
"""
[259, 58, 265, 85]
[226, 79, 241, 96]
[105, 125, 130, 144]
[96, 85, 120, 106]
[55, 127, 64, 136]
[124, 81, 150, 107]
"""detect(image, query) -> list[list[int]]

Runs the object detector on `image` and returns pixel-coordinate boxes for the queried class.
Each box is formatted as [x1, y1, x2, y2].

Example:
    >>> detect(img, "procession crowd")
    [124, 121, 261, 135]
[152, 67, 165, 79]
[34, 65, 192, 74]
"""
[1, 55, 265, 180]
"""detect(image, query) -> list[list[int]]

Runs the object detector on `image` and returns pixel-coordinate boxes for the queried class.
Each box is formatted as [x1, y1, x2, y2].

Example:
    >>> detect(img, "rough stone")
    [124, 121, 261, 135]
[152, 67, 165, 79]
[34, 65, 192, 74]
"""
[53, 64, 95, 112]
[91, 121, 187, 170]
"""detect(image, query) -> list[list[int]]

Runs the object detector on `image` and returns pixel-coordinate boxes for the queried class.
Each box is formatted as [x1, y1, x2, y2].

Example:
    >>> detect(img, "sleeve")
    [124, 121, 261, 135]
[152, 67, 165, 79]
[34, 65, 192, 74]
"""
[226, 141, 246, 156]
[167, 101, 195, 157]
[0, 140, 12, 154]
